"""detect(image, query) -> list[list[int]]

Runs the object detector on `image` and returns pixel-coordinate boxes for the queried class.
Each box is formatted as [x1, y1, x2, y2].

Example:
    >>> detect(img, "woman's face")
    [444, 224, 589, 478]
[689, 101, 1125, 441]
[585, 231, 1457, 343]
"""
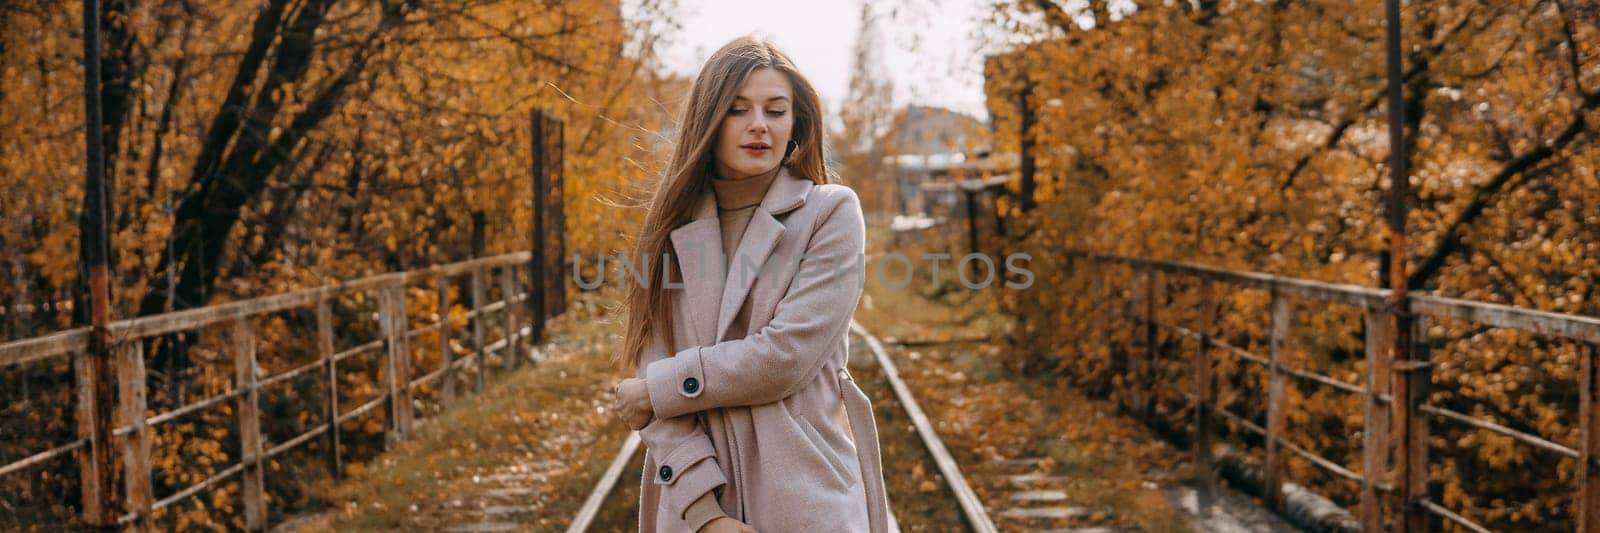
[713, 67, 795, 180]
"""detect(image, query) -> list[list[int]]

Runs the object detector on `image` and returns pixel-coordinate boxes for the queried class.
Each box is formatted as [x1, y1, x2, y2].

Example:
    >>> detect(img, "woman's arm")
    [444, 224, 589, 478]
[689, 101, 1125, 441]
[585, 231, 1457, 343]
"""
[644, 189, 865, 420]
[623, 332, 728, 525]
[638, 414, 727, 524]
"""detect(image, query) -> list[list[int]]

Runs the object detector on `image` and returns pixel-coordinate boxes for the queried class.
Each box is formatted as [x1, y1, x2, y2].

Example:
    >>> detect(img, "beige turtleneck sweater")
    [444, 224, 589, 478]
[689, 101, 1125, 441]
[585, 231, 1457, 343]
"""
[711, 170, 777, 271]
[681, 169, 777, 530]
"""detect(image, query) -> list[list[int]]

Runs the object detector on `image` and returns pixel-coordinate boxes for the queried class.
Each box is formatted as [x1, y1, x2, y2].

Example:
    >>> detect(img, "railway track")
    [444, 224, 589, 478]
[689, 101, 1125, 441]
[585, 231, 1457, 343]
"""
[564, 321, 995, 533]
[563, 322, 1297, 533]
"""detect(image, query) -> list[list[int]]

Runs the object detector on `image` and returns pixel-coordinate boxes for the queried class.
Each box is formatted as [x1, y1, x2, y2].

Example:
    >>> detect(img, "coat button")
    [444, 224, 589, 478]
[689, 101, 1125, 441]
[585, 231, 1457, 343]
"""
[682, 377, 700, 394]
[659, 465, 673, 481]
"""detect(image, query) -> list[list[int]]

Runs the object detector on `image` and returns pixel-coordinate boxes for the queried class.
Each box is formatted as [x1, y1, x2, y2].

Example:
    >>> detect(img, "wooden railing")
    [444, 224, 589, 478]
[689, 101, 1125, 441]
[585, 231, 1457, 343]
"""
[1062, 249, 1600, 532]
[0, 252, 549, 530]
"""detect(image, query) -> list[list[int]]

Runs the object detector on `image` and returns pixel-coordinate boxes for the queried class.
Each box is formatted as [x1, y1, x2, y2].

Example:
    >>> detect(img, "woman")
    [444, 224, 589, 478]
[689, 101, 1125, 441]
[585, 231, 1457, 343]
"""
[611, 36, 889, 533]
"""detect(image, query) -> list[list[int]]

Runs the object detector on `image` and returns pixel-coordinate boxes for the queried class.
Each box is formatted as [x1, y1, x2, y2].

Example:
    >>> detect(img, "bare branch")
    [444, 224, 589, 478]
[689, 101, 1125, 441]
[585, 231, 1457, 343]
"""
[1408, 113, 1590, 288]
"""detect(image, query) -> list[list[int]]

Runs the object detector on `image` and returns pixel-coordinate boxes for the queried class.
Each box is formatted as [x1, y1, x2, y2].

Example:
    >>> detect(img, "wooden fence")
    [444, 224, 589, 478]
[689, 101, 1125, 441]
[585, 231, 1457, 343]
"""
[2, 110, 567, 530]
[0, 251, 560, 530]
[1063, 249, 1600, 532]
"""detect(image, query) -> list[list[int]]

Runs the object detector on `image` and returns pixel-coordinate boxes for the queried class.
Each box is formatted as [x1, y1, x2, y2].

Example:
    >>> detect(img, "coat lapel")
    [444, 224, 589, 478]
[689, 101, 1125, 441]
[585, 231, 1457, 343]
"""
[668, 167, 815, 347]
[714, 168, 814, 342]
[669, 192, 723, 347]
[716, 212, 782, 341]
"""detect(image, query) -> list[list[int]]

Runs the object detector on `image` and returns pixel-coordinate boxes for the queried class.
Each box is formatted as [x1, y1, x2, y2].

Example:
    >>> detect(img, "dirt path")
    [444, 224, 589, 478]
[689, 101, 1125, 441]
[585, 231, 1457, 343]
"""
[282, 263, 1301, 532]
[281, 292, 631, 532]
[850, 265, 1299, 532]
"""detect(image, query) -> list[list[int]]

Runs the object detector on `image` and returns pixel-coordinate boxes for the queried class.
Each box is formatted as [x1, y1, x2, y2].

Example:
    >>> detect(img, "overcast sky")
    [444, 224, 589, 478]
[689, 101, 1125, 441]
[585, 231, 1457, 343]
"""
[641, 0, 992, 123]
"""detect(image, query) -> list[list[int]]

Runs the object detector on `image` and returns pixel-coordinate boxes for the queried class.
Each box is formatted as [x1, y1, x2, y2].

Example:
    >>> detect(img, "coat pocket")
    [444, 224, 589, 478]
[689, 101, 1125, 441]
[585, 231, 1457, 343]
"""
[795, 414, 856, 489]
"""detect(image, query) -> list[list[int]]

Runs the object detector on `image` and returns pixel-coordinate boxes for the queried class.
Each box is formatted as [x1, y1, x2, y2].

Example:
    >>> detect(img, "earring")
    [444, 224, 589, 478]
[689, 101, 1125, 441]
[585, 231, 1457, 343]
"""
[782, 139, 800, 163]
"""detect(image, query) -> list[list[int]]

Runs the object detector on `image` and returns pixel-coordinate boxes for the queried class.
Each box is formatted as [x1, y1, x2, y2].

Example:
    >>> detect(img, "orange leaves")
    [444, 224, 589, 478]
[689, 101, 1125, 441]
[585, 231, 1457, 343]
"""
[977, 1, 1600, 525]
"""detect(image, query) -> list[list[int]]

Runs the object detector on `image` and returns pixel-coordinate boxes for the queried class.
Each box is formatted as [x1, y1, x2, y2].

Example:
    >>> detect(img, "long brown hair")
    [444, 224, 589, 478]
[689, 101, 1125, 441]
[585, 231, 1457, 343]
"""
[620, 36, 831, 369]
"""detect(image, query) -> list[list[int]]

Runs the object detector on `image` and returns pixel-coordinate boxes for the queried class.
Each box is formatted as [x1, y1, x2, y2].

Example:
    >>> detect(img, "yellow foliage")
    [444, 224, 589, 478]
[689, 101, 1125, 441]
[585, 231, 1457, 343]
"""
[981, 1, 1599, 528]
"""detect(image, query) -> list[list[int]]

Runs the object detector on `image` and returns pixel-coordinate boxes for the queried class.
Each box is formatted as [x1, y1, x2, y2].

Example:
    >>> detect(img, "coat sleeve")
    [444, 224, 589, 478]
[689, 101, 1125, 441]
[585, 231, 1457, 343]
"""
[636, 331, 726, 523]
[645, 189, 865, 420]
[638, 414, 725, 521]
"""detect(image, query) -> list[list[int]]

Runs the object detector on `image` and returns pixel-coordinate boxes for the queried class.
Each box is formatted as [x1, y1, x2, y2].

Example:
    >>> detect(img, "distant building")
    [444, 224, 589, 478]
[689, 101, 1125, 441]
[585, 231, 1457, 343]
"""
[884, 105, 1000, 215]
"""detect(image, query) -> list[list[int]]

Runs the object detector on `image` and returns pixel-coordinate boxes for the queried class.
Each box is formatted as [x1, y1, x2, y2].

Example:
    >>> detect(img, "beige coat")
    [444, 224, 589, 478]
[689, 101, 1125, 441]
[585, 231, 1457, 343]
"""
[635, 168, 889, 532]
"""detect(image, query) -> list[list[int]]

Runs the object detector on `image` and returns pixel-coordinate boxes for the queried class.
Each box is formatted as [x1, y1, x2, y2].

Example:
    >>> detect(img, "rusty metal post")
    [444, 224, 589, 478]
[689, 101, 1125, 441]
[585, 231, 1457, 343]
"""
[1383, 0, 1423, 528]
[77, 0, 118, 525]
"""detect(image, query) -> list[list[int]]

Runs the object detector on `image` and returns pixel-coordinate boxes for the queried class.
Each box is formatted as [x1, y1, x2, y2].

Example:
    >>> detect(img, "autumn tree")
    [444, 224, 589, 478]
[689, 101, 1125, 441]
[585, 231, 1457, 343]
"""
[1, 0, 679, 526]
[982, 0, 1599, 528]
[835, 1, 896, 214]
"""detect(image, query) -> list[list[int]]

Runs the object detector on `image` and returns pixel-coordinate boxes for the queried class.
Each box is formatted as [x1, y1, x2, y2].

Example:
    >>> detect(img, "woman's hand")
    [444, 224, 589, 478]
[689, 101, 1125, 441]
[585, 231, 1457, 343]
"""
[697, 516, 756, 533]
[614, 378, 654, 430]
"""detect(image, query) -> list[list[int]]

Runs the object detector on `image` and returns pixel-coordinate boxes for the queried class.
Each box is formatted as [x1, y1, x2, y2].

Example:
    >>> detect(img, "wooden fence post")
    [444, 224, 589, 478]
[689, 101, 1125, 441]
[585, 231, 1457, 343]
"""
[1125, 268, 1141, 414]
[437, 278, 456, 402]
[318, 298, 342, 480]
[1144, 270, 1161, 419]
[1016, 75, 1036, 212]
[530, 110, 548, 347]
[500, 266, 521, 370]
[1580, 342, 1599, 533]
[1091, 268, 1104, 364]
[551, 118, 567, 318]
[398, 286, 415, 434]
[471, 267, 488, 393]
[1194, 279, 1217, 515]
[117, 341, 153, 529]
[1392, 313, 1431, 532]
[379, 286, 414, 447]
[1361, 308, 1392, 531]
[963, 187, 980, 258]
[233, 319, 267, 531]
[73, 346, 112, 525]
[1264, 290, 1289, 512]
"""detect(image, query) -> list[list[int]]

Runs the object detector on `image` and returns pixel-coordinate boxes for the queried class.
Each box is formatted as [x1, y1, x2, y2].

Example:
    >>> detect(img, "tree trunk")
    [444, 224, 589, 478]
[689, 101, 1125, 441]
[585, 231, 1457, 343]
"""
[138, 0, 411, 377]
